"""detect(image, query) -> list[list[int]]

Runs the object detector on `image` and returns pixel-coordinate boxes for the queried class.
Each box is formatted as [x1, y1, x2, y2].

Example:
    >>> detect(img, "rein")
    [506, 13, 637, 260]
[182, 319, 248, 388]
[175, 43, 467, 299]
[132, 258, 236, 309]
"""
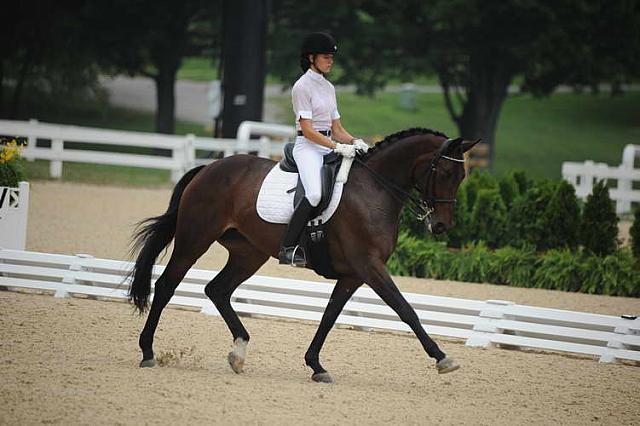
[353, 143, 465, 222]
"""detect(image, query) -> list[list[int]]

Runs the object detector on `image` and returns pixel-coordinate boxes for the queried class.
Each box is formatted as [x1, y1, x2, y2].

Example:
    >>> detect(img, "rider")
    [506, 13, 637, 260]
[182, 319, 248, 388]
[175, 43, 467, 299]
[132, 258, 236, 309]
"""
[278, 31, 369, 267]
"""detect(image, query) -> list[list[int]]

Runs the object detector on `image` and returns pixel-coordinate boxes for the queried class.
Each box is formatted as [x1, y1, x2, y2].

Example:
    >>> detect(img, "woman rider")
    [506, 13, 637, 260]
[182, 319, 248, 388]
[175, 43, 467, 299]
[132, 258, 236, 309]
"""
[279, 32, 369, 267]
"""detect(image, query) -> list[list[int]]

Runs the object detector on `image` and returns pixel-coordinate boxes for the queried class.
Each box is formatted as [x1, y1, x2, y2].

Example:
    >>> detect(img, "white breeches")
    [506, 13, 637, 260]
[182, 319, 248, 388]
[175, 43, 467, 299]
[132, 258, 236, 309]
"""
[292, 137, 331, 207]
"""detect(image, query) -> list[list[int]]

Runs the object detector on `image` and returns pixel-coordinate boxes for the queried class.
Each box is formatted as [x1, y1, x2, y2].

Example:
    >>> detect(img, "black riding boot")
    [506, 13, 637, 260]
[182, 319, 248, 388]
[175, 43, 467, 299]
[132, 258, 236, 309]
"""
[279, 198, 314, 267]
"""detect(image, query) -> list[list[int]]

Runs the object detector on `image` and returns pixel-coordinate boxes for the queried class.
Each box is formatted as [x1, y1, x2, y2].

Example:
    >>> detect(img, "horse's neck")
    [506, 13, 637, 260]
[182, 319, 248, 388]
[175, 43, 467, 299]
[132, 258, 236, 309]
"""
[365, 136, 438, 189]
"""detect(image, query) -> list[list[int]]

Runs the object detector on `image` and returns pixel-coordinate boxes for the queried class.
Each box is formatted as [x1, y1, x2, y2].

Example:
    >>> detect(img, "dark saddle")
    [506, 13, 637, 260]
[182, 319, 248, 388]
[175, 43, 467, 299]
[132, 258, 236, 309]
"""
[279, 143, 343, 217]
[278, 142, 343, 279]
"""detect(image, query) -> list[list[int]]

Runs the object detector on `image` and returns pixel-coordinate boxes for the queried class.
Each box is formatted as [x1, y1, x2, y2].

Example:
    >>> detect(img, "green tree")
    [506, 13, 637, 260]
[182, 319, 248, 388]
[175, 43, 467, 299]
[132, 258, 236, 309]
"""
[82, 0, 221, 134]
[469, 188, 507, 248]
[580, 180, 618, 256]
[542, 180, 581, 250]
[505, 180, 556, 250]
[270, 1, 640, 165]
[0, 1, 97, 118]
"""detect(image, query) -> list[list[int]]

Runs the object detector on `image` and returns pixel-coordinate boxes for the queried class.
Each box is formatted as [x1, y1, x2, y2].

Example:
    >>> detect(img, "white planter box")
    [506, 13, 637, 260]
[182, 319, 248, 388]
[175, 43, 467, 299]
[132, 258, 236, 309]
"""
[0, 181, 29, 250]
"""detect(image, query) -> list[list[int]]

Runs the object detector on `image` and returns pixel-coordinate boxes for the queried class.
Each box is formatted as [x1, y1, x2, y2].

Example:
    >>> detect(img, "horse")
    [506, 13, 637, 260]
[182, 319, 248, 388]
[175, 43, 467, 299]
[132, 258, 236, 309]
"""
[127, 127, 479, 383]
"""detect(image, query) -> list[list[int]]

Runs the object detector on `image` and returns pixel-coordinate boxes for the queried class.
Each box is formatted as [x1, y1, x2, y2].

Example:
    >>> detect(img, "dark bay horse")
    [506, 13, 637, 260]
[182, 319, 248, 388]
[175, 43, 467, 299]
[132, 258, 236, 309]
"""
[128, 128, 478, 383]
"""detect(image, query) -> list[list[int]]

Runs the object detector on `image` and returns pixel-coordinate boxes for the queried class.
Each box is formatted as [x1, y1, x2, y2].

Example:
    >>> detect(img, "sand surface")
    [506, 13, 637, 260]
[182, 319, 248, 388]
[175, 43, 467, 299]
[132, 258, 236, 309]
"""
[1, 180, 639, 425]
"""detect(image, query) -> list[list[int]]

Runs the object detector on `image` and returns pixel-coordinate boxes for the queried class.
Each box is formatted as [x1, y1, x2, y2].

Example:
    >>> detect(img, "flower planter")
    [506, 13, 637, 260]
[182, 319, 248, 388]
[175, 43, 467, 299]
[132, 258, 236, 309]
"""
[0, 181, 29, 249]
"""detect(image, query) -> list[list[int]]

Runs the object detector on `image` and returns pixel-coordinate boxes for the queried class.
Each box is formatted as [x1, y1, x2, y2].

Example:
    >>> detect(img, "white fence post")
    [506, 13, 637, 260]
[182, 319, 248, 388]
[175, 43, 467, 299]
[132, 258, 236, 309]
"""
[0, 182, 29, 250]
[171, 140, 186, 183]
[185, 134, 196, 172]
[258, 136, 270, 158]
[50, 139, 63, 178]
[24, 119, 38, 161]
[466, 300, 514, 348]
[618, 144, 638, 214]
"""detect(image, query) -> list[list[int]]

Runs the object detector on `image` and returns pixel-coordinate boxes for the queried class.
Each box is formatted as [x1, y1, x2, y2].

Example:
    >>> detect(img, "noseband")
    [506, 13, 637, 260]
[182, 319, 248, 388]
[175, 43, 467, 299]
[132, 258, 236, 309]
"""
[353, 138, 465, 222]
[419, 148, 466, 218]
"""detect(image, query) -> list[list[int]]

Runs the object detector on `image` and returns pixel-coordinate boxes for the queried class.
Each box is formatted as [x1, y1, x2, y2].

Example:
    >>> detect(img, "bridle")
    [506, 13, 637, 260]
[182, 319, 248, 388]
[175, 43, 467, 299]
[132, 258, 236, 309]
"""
[353, 138, 465, 223]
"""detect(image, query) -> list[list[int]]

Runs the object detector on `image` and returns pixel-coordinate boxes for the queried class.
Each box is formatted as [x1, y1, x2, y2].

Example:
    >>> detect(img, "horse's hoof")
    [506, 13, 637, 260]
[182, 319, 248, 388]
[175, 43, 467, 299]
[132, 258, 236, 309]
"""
[436, 357, 460, 374]
[227, 351, 244, 374]
[139, 358, 156, 368]
[311, 372, 333, 383]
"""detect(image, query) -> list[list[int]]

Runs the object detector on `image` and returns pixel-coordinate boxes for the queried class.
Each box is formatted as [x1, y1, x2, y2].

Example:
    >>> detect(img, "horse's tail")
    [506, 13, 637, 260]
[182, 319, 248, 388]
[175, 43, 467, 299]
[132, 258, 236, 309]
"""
[127, 165, 205, 313]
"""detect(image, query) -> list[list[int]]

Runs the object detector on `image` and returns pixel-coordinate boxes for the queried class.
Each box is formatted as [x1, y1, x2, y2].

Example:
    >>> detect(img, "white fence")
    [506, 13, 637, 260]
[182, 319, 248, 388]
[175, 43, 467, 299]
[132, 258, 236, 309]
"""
[0, 119, 293, 183]
[1, 248, 638, 364]
[562, 144, 640, 214]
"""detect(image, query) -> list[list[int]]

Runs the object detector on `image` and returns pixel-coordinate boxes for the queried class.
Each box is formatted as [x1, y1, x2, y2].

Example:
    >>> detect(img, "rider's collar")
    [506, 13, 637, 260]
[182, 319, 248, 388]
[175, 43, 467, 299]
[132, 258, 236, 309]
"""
[306, 68, 325, 81]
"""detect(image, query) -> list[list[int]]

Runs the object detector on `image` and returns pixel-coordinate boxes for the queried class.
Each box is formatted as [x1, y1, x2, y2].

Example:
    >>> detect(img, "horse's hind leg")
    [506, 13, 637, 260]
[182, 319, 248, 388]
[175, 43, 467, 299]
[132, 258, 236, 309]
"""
[204, 233, 269, 373]
[139, 228, 220, 367]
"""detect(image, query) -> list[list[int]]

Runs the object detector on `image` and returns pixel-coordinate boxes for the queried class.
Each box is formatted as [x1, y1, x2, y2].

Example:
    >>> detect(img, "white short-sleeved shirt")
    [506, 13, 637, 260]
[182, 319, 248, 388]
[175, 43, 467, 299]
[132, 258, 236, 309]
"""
[291, 69, 340, 133]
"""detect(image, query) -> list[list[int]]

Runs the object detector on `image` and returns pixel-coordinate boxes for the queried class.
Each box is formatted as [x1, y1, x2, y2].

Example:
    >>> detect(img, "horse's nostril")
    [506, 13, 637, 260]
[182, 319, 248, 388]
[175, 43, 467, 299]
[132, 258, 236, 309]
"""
[433, 223, 446, 234]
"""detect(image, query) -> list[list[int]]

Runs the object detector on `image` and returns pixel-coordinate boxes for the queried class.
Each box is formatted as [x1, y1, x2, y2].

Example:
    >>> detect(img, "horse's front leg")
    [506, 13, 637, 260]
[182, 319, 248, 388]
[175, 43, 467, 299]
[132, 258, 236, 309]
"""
[358, 260, 460, 374]
[305, 277, 363, 383]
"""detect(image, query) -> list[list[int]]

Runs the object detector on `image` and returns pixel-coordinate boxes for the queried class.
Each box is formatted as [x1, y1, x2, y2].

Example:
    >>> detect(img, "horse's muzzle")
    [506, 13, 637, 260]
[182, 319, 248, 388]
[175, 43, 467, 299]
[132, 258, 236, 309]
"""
[428, 222, 446, 235]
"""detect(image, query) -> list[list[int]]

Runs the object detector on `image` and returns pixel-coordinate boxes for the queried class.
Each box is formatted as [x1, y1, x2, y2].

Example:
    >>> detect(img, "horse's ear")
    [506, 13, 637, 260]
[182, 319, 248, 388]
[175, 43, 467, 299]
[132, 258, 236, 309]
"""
[444, 137, 463, 153]
[462, 139, 481, 153]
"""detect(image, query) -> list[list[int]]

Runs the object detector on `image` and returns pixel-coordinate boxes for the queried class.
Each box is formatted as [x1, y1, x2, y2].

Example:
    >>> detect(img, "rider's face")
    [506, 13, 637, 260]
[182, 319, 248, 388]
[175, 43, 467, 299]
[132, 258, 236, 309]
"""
[311, 54, 334, 74]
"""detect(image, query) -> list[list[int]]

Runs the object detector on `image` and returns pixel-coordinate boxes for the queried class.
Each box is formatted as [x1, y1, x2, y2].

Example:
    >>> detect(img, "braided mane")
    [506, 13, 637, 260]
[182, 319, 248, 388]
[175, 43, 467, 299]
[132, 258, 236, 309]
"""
[362, 127, 448, 160]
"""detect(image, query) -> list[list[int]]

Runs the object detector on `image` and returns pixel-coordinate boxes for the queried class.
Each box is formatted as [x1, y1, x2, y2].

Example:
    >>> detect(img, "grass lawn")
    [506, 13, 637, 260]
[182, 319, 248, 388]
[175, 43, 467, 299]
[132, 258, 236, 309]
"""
[273, 91, 640, 179]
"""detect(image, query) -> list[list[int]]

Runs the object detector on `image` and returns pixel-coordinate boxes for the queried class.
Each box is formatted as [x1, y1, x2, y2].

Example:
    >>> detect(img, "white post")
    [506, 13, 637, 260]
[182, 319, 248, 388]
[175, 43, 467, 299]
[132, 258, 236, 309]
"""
[24, 119, 38, 161]
[50, 139, 63, 178]
[618, 144, 638, 214]
[0, 182, 29, 250]
[185, 134, 196, 172]
[171, 140, 185, 183]
[258, 136, 270, 158]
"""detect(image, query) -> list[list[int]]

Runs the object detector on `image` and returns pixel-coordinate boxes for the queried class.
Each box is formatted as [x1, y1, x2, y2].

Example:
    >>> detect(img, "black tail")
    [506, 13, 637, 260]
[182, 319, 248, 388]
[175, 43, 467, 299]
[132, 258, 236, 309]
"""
[127, 165, 205, 313]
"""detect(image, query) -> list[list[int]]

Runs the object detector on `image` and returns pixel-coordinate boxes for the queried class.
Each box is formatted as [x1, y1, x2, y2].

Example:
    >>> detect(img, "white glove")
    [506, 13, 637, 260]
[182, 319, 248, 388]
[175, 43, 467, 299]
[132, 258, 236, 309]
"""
[352, 138, 370, 153]
[334, 143, 356, 158]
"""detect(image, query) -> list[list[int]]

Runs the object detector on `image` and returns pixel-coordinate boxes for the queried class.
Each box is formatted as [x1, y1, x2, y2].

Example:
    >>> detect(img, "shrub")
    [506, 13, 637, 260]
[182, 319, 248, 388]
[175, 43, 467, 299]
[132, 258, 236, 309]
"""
[510, 170, 530, 196]
[399, 201, 428, 239]
[446, 186, 469, 248]
[387, 233, 454, 279]
[389, 233, 640, 296]
[631, 208, 640, 259]
[580, 180, 618, 256]
[469, 188, 507, 248]
[498, 174, 518, 209]
[579, 250, 640, 297]
[505, 179, 556, 250]
[491, 245, 538, 286]
[531, 249, 584, 292]
[451, 241, 495, 283]
[0, 139, 26, 187]
[541, 180, 580, 250]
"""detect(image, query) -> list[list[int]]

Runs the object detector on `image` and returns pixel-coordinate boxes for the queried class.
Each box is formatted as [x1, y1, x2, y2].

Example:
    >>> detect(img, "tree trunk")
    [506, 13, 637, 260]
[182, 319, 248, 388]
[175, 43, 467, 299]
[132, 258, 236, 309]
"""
[154, 66, 177, 134]
[442, 58, 513, 169]
[9, 50, 33, 119]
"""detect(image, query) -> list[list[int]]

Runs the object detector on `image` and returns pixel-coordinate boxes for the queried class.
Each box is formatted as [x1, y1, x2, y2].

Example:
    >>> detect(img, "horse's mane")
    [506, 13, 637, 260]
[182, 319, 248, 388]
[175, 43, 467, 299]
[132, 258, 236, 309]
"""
[362, 127, 448, 160]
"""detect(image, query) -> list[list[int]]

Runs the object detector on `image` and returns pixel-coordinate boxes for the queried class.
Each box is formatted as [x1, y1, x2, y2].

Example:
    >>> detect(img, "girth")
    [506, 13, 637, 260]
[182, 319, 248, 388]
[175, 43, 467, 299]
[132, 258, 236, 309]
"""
[278, 142, 343, 217]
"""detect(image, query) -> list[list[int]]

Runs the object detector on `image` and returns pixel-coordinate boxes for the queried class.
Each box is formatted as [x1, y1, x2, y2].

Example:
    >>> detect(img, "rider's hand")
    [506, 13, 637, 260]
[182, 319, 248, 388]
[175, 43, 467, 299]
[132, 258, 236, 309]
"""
[352, 138, 369, 154]
[333, 143, 357, 158]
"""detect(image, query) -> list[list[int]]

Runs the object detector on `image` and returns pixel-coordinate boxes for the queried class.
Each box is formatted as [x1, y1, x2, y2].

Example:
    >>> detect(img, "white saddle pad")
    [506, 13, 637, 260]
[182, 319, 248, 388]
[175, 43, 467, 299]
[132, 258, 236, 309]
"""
[256, 164, 344, 224]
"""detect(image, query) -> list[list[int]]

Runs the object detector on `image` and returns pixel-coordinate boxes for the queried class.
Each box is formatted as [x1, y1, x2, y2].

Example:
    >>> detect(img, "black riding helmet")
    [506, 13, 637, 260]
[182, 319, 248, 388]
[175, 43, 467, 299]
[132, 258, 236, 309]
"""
[300, 32, 337, 72]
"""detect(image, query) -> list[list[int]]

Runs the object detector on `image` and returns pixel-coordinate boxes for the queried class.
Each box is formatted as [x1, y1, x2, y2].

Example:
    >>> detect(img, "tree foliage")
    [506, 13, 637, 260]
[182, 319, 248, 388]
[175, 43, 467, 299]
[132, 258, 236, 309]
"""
[580, 180, 618, 256]
[631, 208, 640, 259]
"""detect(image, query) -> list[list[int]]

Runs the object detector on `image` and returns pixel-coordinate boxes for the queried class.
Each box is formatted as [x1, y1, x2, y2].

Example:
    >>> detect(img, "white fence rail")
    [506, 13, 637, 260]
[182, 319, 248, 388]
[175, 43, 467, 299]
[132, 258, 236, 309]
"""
[562, 144, 640, 214]
[1, 249, 638, 364]
[0, 119, 293, 183]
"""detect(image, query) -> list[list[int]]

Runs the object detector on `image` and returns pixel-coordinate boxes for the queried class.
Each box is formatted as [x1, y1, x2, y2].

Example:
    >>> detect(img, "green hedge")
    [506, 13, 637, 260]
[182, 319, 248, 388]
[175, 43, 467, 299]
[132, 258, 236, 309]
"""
[387, 233, 640, 297]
